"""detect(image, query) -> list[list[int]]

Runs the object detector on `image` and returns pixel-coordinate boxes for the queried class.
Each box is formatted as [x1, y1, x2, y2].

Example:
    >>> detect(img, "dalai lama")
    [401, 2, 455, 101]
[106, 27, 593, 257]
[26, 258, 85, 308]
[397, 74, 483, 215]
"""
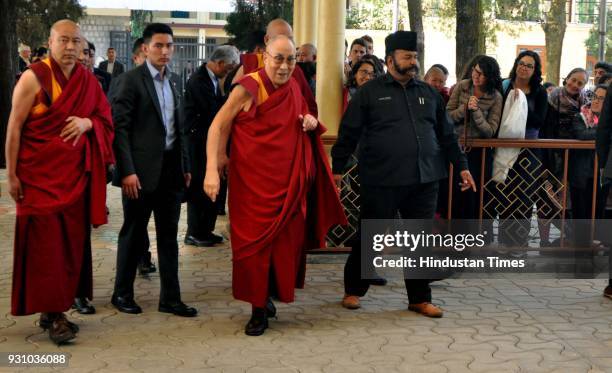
[204, 35, 346, 336]
[232, 18, 318, 117]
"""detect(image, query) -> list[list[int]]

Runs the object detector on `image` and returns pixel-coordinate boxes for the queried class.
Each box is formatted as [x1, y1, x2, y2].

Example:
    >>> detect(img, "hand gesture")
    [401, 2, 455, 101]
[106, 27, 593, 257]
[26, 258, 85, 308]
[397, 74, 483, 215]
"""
[299, 114, 318, 132]
[467, 96, 479, 112]
[60, 116, 92, 146]
[459, 170, 477, 192]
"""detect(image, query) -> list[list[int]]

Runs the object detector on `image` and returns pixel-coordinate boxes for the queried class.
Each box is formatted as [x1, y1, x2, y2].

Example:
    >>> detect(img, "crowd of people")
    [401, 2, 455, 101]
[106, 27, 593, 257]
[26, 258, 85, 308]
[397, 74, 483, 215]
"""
[5, 17, 612, 345]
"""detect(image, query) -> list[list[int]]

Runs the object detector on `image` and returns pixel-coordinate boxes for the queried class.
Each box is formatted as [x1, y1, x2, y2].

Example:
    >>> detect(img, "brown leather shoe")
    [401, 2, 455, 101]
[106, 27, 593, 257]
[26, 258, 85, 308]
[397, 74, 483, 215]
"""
[341, 295, 361, 310]
[604, 285, 612, 299]
[40, 312, 79, 333]
[48, 314, 76, 345]
[408, 302, 443, 318]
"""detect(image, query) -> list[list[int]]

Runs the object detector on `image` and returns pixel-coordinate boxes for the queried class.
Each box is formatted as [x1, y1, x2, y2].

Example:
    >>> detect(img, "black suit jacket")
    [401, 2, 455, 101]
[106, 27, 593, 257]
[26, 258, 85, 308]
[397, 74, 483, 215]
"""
[111, 63, 190, 193]
[18, 56, 29, 73]
[182, 65, 225, 188]
[99, 60, 125, 78]
[93, 67, 112, 94]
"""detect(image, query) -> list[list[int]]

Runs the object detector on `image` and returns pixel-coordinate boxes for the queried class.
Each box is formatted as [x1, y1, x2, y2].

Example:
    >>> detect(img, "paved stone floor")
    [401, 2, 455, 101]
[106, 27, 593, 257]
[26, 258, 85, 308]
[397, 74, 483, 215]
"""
[2, 170, 612, 372]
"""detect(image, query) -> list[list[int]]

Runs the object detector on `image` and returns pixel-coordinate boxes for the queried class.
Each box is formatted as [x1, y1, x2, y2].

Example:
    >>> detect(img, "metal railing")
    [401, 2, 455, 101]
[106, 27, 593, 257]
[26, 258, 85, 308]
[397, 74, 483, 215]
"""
[319, 137, 600, 252]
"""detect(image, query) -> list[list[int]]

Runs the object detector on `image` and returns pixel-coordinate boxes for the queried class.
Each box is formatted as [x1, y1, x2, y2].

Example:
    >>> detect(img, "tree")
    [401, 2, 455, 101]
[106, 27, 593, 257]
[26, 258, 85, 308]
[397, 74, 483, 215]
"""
[346, 0, 400, 30]
[541, 0, 567, 85]
[0, 0, 17, 168]
[130, 10, 153, 38]
[16, 0, 84, 49]
[455, 0, 485, 78]
[430, 0, 541, 47]
[407, 0, 424, 72]
[224, 0, 293, 51]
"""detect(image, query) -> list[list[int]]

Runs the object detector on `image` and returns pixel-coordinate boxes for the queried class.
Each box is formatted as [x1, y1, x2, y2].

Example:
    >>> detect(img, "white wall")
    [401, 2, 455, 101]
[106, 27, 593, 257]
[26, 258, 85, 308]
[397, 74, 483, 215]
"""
[80, 14, 130, 65]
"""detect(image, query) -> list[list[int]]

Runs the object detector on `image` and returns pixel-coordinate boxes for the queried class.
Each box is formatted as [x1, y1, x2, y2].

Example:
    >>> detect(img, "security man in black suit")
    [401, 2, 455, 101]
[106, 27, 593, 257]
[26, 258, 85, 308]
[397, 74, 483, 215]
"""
[99, 47, 125, 79]
[183, 45, 239, 247]
[332, 31, 476, 318]
[111, 23, 196, 317]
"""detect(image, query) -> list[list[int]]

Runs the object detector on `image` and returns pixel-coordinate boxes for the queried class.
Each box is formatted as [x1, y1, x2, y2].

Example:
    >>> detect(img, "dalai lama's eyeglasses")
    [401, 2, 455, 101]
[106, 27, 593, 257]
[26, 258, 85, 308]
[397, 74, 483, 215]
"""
[265, 51, 297, 66]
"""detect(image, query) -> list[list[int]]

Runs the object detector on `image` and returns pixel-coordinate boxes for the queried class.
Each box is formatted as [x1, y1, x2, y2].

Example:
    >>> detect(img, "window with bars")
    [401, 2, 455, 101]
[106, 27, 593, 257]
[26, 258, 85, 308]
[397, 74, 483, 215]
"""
[170, 11, 190, 19]
[574, 0, 605, 24]
[211, 12, 229, 21]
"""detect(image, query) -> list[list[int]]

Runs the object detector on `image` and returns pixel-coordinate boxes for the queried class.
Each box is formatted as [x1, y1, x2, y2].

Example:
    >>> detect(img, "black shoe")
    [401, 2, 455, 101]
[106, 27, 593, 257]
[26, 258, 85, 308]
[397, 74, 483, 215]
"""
[138, 260, 157, 275]
[245, 308, 268, 336]
[158, 301, 198, 317]
[203, 232, 224, 244]
[604, 285, 612, 299]
[72, 297, 96, 314]
[217, 208, 226, 216]
[368, 276, 388, 286]
[184, 235, 215, 247]
[265, 298, 277, 318]
[111, 294, 142, 314]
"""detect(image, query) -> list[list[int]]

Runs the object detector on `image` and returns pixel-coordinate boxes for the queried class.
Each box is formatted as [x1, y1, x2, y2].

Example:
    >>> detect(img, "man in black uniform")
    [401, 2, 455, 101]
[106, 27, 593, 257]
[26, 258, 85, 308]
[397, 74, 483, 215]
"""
[183, 45, 239, 246]
[331, 31, 476, 318]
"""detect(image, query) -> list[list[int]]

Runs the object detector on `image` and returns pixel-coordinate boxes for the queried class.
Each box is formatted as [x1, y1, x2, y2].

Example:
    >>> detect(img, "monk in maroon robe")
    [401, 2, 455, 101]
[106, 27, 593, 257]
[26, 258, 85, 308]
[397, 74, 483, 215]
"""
[5, 20, 114, 345]
[204, 35, 346, 336]
[232, 18, 318, 116]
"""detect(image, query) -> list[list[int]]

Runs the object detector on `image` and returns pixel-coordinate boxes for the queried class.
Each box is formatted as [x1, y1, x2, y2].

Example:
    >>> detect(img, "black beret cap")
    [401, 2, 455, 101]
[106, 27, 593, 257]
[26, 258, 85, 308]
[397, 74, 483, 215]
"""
[385, 31, 417, 55]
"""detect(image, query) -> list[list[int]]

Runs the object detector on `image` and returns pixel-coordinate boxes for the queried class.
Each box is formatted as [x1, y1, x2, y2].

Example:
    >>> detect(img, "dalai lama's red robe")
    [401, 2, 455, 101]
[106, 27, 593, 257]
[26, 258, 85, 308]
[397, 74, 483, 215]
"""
[11, 58, 114, 316]
[241, 53, 318, 117]
[229, 69, 346, 307]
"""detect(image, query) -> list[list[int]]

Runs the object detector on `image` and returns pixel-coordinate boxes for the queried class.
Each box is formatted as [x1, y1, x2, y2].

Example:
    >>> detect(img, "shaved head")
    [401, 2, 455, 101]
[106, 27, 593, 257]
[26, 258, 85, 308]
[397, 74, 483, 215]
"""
[48, 19, 82, 71]
[297, 43, 316, 62]
[265, 18, 293, 44]
[50, 19, 80, 37]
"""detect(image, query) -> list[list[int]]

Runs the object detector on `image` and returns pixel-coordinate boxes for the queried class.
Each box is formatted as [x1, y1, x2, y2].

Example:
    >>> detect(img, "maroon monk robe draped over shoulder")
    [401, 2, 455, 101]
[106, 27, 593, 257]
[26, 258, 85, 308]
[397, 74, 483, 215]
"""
[241, 53, 318, 117]
[229, 69, 346, 308]
[11, 58, 114, 316]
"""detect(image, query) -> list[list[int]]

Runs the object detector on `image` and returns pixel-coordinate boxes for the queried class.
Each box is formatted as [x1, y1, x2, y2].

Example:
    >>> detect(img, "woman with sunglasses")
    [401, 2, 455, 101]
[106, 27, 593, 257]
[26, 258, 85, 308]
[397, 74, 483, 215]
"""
[495, 51, 548, 248]
[342, 55, 384, 113]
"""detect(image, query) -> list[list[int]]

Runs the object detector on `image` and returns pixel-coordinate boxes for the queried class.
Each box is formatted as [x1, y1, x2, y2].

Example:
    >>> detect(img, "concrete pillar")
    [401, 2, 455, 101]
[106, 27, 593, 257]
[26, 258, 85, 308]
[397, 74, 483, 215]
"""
[293, 0, 303, 45]
[299, 0, 318, 45]
[315, 0, 345, 136]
